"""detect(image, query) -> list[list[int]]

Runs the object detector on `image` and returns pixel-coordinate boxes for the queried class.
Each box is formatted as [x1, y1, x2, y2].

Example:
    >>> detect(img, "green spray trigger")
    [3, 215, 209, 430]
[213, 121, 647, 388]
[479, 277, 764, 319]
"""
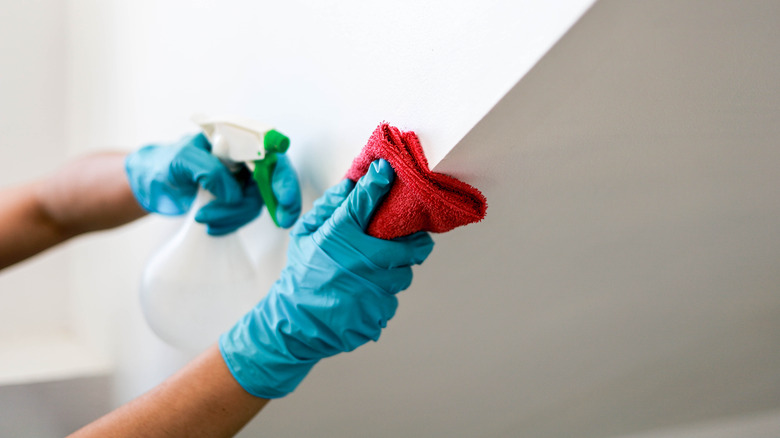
[253, 129, 290, 227]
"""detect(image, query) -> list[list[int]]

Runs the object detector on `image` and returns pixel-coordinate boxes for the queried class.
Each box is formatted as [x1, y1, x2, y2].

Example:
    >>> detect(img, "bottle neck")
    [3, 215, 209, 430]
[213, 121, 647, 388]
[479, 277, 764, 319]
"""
[177, 188, 214, 237]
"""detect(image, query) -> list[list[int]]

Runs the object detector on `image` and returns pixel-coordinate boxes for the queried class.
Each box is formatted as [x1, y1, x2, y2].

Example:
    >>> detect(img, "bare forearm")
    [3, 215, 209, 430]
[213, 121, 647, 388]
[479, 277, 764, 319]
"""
[36, 152, 147, 236]
[0, 152, 146, 269]
[69, 345, 268, 438]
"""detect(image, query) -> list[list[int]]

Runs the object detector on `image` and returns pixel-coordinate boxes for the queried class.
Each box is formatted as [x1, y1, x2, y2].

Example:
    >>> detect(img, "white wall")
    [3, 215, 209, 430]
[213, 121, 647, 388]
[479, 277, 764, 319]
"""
[0, 0, 70, 359]
[64, 0, 593, 173]
[1, 0, 594, 436]
[0, 0, 114, 430]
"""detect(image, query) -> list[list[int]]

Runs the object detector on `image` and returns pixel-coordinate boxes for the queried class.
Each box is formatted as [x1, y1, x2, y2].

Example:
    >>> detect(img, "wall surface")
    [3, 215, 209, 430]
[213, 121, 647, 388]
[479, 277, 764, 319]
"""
[3, 0, 780, 437]
[617, 408, 780, 438]
[0, 0, 71, 368]
[427, 1, 780, 436]
[0, 0, 110, 429]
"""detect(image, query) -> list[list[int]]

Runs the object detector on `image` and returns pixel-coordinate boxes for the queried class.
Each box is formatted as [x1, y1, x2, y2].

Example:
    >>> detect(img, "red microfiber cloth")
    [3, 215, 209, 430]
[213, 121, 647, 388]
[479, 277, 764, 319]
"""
[345, 123, 487, 240]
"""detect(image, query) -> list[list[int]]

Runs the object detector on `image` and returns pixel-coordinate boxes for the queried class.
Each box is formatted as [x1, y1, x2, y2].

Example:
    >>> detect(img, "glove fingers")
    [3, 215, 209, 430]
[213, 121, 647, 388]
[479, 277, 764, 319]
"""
[195, 182, 263, 235]
[326, 291, 399, 347]
[207, 222, 250, 236]
[188, 132, 212, 152]
[272, 155, 302, 229]
[366, 231, 435, 269]
[172, 145, 243, 204]
[126, 145, 196, 215]
[198, 209, 259, 235]
[369, 266, 414, 295]
[197, 167, 243, 204]
[195, 199, 260, 226]
[320, 160, 433, 269]
[345, 159, 395, 230]
[292, 179, 354, 237]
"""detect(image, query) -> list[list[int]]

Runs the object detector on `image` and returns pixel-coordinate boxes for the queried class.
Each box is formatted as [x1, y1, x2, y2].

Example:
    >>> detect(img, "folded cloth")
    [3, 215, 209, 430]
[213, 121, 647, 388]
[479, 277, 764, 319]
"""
[345, 123, 487, 240]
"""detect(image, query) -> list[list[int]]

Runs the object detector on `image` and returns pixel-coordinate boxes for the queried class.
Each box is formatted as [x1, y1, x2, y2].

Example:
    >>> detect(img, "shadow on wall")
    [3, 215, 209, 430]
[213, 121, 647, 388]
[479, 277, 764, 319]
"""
[0, 375, 112, 436]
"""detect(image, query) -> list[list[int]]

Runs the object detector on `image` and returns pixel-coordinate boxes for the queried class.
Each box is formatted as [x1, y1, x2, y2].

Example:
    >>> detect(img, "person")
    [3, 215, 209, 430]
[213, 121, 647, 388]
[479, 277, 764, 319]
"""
[0, 132, 434, 437]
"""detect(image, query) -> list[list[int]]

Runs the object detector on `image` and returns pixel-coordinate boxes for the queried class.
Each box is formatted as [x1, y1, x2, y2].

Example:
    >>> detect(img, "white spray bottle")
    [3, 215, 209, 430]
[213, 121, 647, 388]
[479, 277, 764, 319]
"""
[140, 114, 290, 351]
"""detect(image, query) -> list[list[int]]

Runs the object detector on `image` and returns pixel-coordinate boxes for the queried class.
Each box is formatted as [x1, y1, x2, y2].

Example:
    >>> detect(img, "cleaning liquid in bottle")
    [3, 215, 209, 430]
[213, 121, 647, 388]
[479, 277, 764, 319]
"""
[140, 115, 289, 351]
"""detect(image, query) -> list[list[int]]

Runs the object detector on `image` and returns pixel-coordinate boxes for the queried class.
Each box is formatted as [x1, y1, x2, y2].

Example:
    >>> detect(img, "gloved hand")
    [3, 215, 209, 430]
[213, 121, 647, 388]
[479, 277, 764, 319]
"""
[125, 132, 301, 235]
[219, 159, 435, 398]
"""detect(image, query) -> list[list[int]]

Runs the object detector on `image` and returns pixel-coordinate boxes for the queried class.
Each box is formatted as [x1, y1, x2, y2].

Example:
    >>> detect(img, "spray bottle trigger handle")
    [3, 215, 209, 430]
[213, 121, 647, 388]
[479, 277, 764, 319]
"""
[256, 128, 289, 227]
[252, 129, 289, 228]
[253, 154, 280, 227]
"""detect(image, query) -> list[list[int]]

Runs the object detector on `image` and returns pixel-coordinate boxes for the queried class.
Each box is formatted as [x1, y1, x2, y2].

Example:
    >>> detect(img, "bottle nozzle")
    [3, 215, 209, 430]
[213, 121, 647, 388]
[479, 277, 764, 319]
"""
[263, 129, 290, 154]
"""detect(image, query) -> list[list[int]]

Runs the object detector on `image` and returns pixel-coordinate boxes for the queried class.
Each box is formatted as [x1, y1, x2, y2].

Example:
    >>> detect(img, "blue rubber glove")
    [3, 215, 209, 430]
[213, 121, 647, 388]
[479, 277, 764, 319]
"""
[125, 132, 301, 235]
[219, 159, 435, 398]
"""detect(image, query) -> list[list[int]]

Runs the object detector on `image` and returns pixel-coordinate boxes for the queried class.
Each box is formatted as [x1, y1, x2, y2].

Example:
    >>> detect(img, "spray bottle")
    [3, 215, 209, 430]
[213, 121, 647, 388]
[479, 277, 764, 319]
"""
[140, 114, 289, 351]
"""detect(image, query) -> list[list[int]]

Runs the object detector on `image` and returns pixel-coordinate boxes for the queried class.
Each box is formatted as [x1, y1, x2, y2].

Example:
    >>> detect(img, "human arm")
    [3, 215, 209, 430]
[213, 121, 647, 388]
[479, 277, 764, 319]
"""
[0, 152, 146, 269]
[68, 345, 268, 438]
